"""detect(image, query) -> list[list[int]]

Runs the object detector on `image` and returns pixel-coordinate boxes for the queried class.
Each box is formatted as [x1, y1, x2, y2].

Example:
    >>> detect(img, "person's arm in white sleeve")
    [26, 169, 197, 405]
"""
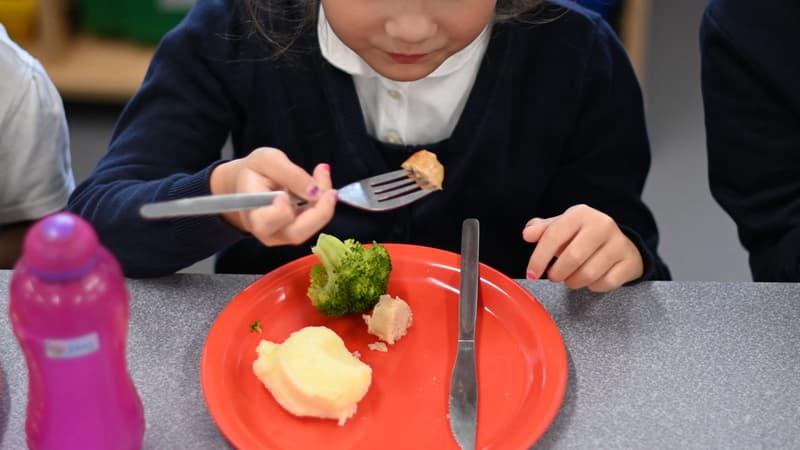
[0, 26, 75, 268]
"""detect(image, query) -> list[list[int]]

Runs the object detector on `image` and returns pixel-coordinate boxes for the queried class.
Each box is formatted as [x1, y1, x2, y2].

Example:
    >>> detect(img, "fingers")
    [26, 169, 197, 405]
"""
[312, 163, 333, 190]
[524, 204, 644, 290]
[546, 213, 615, 282]
[562, 241, 620, 290]
[276, 189, 338, 244]
[246, 189, 338, 246]
[243, 158, 337, 245]
[586, 259, 639, 293]
[561, 228, 644, 291]
[522, 217, 557, 243]
[239, 191, 296, 238]
[219, 148, 337, 244]
[246, 148, 326, 201]
[525, 214, 580, 280]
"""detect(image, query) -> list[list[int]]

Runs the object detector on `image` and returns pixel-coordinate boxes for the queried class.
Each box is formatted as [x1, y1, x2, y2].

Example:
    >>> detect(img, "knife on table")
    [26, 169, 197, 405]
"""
[449, 218, 480, 450]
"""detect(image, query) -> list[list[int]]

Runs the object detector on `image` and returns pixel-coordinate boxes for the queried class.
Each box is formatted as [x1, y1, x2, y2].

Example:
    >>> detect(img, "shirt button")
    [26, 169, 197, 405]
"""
[385, 130, 403, 145]
[387, 89, 402, 100]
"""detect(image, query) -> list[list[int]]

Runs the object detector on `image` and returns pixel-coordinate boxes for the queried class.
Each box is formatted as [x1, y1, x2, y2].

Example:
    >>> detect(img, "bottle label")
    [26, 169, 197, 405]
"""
[44, 333, 100, 359]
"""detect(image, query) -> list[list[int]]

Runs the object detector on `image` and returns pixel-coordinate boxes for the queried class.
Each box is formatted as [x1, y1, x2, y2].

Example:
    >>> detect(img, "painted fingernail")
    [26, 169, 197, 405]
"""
[320, 163, 330, 173]
[526, 269, 539, 281]
[308, 184, 320, 198]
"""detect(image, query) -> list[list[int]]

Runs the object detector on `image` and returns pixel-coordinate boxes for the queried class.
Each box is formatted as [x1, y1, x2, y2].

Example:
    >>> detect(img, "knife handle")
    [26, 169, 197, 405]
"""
[458, 218, 480, 342]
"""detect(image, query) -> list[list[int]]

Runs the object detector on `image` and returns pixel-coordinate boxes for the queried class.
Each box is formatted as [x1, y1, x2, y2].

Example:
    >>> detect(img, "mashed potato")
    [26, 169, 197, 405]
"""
[253, 326, 372, 425]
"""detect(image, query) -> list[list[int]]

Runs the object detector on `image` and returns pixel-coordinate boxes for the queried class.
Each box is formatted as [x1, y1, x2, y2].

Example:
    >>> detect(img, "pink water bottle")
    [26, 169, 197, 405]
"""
[8, 212, 145, 449]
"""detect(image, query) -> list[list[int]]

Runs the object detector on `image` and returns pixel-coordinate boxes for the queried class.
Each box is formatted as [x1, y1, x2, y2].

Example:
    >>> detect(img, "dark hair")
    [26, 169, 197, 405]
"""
[242, 0, 549, 58]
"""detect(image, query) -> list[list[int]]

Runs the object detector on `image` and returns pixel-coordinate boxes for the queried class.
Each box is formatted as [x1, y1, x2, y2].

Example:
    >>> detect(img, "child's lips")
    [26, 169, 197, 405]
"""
[387, 52, 427, 64]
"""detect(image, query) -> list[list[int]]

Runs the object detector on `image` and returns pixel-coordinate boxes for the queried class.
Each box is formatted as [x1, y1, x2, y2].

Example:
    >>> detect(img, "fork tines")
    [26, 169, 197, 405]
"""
[368, 169, 427, 201]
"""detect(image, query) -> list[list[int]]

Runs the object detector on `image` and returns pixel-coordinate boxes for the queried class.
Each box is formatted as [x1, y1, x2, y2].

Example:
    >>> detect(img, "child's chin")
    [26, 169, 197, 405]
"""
[370, 60, 441, 82]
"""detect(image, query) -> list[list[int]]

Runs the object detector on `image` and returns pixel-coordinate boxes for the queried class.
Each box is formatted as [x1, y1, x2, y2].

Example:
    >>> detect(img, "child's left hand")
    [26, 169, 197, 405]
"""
[522, 204, 644, 292]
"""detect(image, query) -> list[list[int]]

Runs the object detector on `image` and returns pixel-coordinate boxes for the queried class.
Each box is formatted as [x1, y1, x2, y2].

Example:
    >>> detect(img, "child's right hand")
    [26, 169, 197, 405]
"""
[209, 147, 338, 246]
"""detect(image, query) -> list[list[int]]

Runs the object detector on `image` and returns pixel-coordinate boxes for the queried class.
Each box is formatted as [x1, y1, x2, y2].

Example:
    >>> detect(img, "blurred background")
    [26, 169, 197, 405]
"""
[0, 0, 751, 280]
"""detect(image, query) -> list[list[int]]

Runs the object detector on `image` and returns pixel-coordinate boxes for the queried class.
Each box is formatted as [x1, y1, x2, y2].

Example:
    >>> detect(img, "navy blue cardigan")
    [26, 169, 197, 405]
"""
[701, 0, 800, 281]
[68, 0, 670, 280]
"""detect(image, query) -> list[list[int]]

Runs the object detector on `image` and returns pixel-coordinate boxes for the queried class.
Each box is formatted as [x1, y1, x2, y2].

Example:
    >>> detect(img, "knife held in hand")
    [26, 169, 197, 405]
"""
[449, 218, 480, 450]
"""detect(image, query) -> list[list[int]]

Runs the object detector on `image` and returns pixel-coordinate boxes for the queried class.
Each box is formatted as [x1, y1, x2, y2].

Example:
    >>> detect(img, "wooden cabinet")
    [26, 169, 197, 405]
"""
[24, 0, 154, 102]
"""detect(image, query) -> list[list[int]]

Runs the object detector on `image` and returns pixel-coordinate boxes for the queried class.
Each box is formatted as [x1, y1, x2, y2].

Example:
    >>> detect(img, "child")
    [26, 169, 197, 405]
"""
[701, 0, 800, 281]
[0, 24, 75, 268]
[68, 0, 671, 290]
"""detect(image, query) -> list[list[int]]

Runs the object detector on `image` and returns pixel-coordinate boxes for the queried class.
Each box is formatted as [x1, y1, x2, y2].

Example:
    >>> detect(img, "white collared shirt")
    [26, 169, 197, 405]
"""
[318, 7, 490, 146]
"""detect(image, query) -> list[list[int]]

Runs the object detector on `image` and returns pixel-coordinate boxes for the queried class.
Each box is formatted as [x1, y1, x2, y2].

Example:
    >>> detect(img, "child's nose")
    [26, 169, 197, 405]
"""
[385, 12, 438, 44]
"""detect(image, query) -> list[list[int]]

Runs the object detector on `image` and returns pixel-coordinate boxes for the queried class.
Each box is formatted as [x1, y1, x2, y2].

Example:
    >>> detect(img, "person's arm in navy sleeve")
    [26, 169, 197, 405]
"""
[67, 3, 246, 277]
[701, 0, 800, 281]
[526, 16, 670, 286]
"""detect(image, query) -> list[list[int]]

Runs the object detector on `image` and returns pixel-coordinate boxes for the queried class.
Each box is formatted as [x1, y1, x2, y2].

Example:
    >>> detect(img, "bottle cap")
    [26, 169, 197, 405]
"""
[22, 212, 100, 281]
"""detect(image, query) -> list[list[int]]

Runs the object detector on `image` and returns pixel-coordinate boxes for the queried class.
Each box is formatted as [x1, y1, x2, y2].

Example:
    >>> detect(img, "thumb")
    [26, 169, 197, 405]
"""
[522, 216, 558, 243]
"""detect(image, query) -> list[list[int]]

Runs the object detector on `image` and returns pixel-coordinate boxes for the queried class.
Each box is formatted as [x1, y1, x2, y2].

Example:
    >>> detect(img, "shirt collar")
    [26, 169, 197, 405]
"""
[317, 5, 491, 80]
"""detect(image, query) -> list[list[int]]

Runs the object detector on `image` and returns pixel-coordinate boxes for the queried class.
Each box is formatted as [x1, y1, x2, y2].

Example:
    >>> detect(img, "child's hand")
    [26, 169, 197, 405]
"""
[522, 204, 644, 292]
[209, 147, 337, 246]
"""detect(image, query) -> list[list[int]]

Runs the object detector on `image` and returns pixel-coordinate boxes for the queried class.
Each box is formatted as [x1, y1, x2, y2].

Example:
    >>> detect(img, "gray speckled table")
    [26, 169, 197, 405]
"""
[1, 271, 799, 449]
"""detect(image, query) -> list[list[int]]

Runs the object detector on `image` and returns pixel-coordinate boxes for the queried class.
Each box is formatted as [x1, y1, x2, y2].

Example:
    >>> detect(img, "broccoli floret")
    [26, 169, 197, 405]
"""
[307, 233, 392, 317]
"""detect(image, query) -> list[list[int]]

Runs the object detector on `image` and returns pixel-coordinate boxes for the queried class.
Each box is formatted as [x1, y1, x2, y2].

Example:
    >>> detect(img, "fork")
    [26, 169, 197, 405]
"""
[139, 169, 435, 219]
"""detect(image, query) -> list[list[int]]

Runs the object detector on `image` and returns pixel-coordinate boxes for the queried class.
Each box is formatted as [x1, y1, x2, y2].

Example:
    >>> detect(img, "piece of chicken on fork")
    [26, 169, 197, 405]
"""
[401, 149, 445, 191]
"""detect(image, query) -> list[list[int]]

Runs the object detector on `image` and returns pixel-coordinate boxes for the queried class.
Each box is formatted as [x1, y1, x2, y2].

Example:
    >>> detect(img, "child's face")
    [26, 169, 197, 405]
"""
[323, 0, 497, 81]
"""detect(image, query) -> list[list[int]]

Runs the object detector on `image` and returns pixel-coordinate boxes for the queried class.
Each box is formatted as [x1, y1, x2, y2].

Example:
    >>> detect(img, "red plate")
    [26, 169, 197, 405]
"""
[201, 244, 567, 450]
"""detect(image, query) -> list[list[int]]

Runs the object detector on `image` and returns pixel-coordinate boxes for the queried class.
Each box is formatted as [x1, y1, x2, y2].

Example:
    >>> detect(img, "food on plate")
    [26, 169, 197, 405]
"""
[401, 149, 444, 190]
[307, 233, 392, 317]
[363, 294, 413, 345]
[367, 342, 388, 352]
[252, 326, 372, 426]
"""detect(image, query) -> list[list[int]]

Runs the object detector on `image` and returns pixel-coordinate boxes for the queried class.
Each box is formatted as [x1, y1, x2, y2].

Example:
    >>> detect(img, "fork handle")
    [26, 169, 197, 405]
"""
[140, 192, 303, 219]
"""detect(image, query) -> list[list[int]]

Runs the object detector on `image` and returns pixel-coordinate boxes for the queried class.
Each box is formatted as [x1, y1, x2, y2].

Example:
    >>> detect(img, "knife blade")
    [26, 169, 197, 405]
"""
[449, 218, 480, 450]
[139, 192, 283, 219]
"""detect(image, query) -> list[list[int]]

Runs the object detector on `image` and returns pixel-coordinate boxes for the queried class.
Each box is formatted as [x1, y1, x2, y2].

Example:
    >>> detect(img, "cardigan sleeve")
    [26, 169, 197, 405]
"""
[67, 0, 248, 278]
[538, 16, 670, 282]
[700, 2, 800, 281]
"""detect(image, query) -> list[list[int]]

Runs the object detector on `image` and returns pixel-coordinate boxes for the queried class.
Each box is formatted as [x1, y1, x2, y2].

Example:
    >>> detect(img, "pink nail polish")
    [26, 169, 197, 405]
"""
[320, 163, 330, 173]
[526, 270, 539, 281]
[308, 185, 320, 197]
